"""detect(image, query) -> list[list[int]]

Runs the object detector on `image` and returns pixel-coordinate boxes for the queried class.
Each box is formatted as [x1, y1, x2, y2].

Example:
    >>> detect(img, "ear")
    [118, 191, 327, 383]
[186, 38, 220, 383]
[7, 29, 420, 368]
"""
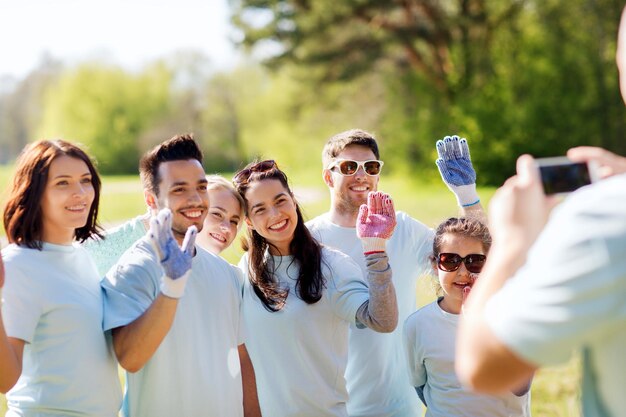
[245, 217, 254, 230]
[323, 169, 334, 188]
[144, 190, 158, 210]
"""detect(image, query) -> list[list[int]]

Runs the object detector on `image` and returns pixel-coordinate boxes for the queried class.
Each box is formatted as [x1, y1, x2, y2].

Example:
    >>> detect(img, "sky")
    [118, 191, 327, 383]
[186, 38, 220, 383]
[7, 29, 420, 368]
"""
[0, 0, 240, 79]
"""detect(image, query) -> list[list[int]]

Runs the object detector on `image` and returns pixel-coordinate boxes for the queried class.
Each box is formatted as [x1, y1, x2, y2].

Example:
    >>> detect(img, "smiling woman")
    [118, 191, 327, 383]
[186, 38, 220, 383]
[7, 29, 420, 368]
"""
[0, 139, 121, 414]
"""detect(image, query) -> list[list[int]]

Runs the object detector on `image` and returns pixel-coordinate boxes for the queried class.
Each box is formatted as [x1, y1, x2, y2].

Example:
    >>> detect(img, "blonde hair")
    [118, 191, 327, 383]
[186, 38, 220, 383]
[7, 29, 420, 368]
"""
[206, 175, 245, 220]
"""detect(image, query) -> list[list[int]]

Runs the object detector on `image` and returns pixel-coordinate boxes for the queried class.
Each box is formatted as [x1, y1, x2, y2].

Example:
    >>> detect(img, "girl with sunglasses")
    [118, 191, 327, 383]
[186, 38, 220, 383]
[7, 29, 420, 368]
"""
[0, 140, 121, 416]
[403, 217, 531, 416]
[233, 160, 398, 417]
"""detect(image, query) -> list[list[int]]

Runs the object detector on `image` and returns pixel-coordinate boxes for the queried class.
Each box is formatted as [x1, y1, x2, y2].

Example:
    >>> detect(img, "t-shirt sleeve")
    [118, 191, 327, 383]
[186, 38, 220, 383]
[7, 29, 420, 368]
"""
[403, 313, 427, 387]
[485, 196, 626, 367]
[1, 267, 43, 343]
[324, 249, 369, 324]
[101, 244, 161, 331]
[399, 212, 434, 276]
[230, 264, 247, 345]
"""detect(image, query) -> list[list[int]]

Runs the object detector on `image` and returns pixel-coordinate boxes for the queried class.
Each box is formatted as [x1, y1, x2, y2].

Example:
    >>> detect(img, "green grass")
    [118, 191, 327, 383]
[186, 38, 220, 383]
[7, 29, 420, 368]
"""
[0, 169, 581, 415]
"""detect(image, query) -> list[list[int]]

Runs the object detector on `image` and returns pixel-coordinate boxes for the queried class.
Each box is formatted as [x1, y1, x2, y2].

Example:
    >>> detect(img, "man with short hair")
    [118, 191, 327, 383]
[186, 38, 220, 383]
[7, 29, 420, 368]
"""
[101, 134, 260, 417]
[456, 7, 626, 417]
[307, 129, 482, 417]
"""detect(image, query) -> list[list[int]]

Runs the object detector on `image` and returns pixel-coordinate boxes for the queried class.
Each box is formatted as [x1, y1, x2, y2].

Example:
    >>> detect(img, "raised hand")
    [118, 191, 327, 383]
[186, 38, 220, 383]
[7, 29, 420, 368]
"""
[357, 191, 396, 254]
[148, 209, 197, 298]
[436, 135, 480, 207]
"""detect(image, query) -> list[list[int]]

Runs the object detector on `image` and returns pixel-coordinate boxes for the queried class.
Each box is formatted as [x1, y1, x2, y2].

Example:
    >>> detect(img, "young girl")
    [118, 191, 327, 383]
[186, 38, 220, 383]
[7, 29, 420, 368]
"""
[0, 140, 121, 416]
[403, 217, 531, 417]
[233, 160, 398, 417]
[196, 175, 245, 255]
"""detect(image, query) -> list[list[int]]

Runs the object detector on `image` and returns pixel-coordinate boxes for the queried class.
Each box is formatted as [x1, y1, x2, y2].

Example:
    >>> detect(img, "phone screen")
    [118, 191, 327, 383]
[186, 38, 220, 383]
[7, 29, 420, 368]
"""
[539, 162, 591, 195]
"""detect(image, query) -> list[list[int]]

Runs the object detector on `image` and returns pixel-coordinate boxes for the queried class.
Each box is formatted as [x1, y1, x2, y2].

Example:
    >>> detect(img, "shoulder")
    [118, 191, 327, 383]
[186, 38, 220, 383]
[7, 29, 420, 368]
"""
[395, 211, 431, 232]
[405, 301, 437, 327]
[306, 212, 331, 231]
[321, 246, 358, 268]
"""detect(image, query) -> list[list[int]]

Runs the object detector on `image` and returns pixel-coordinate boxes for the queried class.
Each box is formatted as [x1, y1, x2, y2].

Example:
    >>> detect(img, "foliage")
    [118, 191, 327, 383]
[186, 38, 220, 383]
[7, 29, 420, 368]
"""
[37, 63, 173, 174]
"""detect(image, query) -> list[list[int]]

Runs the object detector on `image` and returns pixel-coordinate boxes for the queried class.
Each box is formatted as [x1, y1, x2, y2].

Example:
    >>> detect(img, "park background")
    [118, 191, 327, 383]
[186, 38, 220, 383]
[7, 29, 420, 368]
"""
[1, 0, 624, 415]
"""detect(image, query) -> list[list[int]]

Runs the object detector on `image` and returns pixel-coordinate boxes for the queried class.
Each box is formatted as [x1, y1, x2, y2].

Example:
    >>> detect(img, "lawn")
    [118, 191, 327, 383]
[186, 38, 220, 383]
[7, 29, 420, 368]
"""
[0, 169, 581, 415]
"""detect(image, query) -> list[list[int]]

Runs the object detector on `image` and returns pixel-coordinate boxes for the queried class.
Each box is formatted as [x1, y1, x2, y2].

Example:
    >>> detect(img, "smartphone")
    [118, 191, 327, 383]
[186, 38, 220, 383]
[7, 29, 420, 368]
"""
[535, 156, 599, 195]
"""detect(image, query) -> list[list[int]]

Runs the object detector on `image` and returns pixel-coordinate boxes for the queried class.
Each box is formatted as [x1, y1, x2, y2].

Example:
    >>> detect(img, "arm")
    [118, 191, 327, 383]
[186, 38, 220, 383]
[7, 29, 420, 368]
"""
[355, 253, 398, 332]
[114, 209, 197, 372]
[112, 294, 178, 373]
[355, 192, 398, 333]
[0, 250, 25, 393]
[239, 344, 262, 417]
[456, 155, 552, 393]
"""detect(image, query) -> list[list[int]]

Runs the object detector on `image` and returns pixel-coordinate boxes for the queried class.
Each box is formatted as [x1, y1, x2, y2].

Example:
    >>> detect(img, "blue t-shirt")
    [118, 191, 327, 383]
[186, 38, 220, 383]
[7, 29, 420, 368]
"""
[102, 238, 245, 417]
[307, 211, 432, 417]
[1, 243, 121, 416]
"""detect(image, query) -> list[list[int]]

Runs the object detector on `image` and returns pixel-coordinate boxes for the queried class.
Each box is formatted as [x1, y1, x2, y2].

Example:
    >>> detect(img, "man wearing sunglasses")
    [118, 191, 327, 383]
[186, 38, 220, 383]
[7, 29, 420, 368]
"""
[307, 129, 483, 417]
[456, 7, 626, 417]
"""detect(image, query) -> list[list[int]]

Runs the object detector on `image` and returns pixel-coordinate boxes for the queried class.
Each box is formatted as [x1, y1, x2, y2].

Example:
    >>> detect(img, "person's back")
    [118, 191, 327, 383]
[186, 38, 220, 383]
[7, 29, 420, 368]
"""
[483, 173, 626, 416]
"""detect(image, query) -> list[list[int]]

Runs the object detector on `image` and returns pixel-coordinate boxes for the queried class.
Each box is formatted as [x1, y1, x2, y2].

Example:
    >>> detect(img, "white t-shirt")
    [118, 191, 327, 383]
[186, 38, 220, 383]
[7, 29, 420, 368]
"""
[486, 174, 626, 417]
[102, 238, 245, 417]
[1, 243, 122, 417]
[404, 300, 531, 417]
[238, 247, 369, 417]
[83, 214, 148, 276]
[307, 211, 432, 417]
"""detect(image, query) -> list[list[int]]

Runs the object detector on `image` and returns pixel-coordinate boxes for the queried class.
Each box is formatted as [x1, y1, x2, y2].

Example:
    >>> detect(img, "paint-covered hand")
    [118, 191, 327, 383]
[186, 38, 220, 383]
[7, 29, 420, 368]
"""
[357, 191, 396, 254]
[436, 135, 480, 207]
[148, 209, 197, 299]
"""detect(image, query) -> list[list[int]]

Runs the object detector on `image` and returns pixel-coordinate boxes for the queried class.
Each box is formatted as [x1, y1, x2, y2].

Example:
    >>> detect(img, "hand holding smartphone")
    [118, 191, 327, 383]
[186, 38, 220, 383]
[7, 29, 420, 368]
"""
[535, 157, 599, 195]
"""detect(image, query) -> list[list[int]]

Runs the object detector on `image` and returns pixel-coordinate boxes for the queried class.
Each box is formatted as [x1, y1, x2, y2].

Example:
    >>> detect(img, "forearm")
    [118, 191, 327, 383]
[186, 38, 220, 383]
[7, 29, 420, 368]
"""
[112, 294, 179, 373]
[0, 312, 23, 393]
[460, 201, 485, 219]
[239, 344, 262, 417]
[457, 245, 536, 392]
[355, 253, 398, 333]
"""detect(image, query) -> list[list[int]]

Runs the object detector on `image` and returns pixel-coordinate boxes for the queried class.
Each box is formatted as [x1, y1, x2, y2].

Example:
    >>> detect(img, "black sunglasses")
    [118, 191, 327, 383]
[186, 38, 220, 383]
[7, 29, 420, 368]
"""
[328, 159, 384, 176]
[233, 160, 276, 183]
[437, 253, 486, 274]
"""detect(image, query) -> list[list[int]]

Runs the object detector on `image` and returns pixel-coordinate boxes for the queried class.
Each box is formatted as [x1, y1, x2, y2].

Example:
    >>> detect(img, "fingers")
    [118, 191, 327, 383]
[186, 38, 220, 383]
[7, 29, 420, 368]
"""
[357, 204, 369, 225]
[181, 225, 198, 256]
[459, 138, 471, 159]
[383, 195, 395, 218]
[436, 140, 446, 159]
[516, 154, 539, 187]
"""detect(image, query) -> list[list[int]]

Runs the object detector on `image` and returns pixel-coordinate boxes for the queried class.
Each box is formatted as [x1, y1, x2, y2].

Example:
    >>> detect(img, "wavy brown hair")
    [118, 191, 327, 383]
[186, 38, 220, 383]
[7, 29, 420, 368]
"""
[234, 160, 325, 312]
[3, 139, 103, 249]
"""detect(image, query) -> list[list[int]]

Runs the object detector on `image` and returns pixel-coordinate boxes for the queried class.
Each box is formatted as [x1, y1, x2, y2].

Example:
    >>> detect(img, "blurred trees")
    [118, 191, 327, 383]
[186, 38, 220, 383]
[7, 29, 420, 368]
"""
[0, 0, 624, 183]
[232, 0, 626, 183]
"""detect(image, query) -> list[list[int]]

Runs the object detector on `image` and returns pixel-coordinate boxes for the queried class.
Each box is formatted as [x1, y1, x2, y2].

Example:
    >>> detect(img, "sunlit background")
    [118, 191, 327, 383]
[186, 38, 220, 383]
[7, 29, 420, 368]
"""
[1, 1, 624, 415]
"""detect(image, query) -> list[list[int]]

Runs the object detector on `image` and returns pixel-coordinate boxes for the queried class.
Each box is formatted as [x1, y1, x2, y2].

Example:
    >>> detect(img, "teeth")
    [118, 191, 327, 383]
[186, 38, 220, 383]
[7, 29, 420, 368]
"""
[210, 233, 226, 242]
[67, 204, 86, 211]
[269, 219, 287, 230]
[351, 186, 368, 191]
[184, 210, 202, 218]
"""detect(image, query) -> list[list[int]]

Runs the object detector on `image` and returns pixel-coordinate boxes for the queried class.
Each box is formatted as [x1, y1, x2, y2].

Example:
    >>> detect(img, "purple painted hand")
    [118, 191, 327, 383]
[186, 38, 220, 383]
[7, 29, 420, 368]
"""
[357, 192, 396, 253]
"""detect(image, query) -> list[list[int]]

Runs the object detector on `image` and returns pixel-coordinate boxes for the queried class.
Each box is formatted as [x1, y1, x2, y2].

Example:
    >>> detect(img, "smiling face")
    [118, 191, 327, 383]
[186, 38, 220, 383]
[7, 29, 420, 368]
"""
[40, 155, 95, 245]
[197, 187, 242, 254]
[435, 233, 485, 314]
[244, 178, 298, 256]
[324, 144, 380, 216]
[150, 159, 209, 243]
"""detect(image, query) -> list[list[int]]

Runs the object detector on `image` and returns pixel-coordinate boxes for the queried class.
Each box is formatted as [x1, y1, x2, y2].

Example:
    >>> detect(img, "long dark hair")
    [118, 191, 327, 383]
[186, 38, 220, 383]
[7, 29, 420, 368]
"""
[3, 139, 103, 249]
[234, 160, 325, 312]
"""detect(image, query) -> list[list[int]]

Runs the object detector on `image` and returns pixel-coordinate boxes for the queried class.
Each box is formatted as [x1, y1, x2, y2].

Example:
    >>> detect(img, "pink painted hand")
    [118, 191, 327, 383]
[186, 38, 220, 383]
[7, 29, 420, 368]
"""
[357, 191, 397, 253]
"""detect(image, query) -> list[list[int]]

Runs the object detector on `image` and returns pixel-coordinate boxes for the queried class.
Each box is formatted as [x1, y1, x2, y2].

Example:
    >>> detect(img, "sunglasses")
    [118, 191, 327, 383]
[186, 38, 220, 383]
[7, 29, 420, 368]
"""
[233, 160, 276, 183]
[328, 159, 384, 176]
[437, 253, 486, 274]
